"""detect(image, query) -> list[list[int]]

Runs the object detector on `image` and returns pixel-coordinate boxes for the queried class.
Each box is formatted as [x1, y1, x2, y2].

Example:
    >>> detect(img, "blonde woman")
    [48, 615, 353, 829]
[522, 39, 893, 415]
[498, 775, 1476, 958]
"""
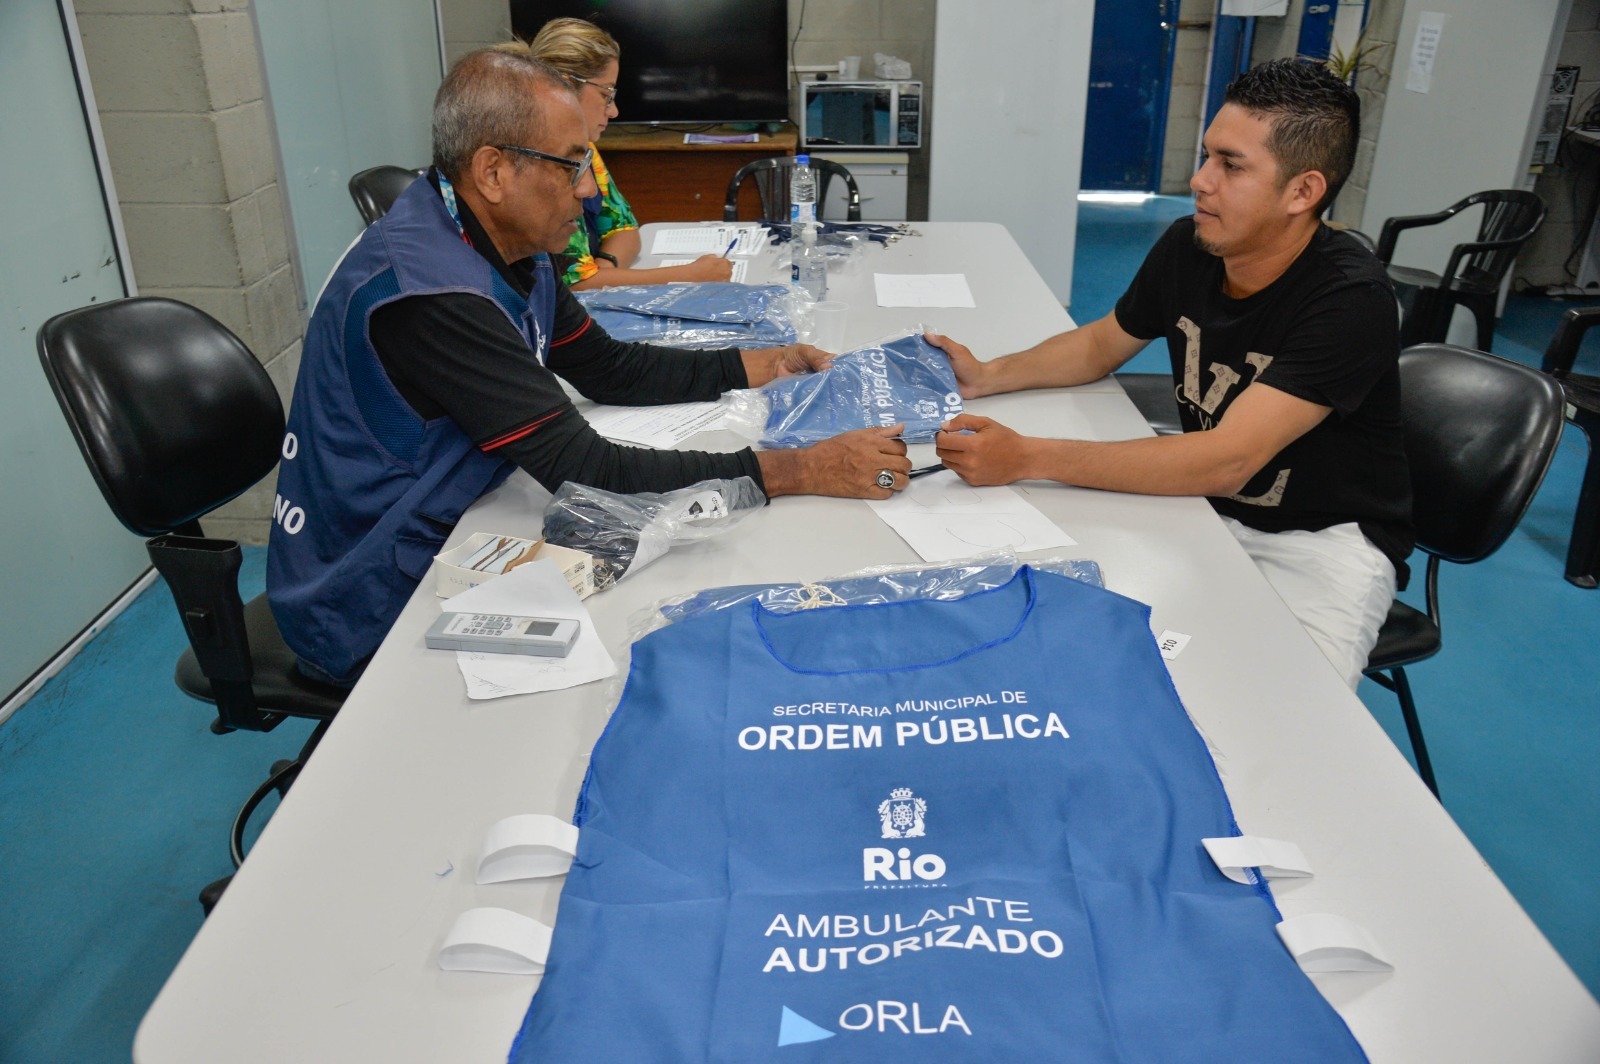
[511, 20, 733, 289]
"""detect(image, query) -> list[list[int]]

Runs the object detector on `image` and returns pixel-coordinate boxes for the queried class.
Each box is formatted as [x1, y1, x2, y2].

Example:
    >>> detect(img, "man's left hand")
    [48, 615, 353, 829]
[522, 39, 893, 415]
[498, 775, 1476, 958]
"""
[935, 413, 1040, 486]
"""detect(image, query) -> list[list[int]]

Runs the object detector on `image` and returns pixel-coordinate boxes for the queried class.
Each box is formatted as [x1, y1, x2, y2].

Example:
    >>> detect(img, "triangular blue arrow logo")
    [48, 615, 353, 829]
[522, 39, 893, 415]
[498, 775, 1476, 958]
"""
[778, 1005, 835, 1046]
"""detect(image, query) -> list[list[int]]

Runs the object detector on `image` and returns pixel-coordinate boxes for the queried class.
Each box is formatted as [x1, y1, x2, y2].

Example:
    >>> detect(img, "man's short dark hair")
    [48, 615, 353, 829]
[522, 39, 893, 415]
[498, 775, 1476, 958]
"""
[1224, 58, 1359, 217]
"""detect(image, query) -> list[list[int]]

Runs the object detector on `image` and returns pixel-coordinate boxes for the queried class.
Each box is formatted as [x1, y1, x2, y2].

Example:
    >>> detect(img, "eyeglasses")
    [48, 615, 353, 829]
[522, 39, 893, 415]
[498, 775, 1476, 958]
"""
[495, 143, 595, 189]
[570, 76, 618, 106]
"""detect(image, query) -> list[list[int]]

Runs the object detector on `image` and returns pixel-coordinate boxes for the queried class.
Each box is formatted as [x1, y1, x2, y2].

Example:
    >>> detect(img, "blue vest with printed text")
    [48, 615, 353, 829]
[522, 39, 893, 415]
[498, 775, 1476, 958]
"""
[509, 568, 1369, 1063]
[266, 177, 556, 683]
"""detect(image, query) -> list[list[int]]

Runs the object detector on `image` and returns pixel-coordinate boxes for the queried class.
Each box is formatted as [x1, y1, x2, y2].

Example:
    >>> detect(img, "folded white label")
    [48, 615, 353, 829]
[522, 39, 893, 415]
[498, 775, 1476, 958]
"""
[476, 813, 580, 884]
[437, 908, 553, 975]
[1276, 912, 1394, 973]
[1155, 629, 1192, 660]
[1202, 835, 1314, 885]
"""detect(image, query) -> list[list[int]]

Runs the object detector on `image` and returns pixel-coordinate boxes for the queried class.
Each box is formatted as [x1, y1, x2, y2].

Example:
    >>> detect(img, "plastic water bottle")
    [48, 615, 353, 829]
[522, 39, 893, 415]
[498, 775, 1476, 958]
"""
[789, 154, 817, 230]
[792, 224, 827, 301]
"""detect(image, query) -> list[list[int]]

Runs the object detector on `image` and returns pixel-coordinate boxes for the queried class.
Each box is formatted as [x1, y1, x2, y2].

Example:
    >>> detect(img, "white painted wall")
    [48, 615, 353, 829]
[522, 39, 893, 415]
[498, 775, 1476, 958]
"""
[930, 0, 1094, 304]
[1362, 0, 1569, 277]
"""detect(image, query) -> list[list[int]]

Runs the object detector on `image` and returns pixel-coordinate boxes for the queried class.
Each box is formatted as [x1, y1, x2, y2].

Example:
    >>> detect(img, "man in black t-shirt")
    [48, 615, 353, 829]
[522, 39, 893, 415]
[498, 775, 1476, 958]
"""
[927, 59, 1412, 689]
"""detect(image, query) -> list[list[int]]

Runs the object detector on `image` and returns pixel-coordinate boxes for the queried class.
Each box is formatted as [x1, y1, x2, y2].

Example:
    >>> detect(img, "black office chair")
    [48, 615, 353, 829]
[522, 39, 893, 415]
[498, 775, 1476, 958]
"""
[1539, 305, 1600, 588]
[1117, 374, 1182, 436]
[348, 165, 424, 226]
[36, 297, 346, 911]
[723, 156, 862, 223]
[1362, 343, 1565, 799]
[1376, 190, 1545, 350]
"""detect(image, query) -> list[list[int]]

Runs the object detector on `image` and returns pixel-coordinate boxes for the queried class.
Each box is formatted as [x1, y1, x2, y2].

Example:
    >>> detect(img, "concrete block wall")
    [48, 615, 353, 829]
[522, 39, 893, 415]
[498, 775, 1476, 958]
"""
[74, 0, 300, 545]
[1520, 0, 1600, 290]
[1160, 0, 1219, 194]
[438, 0, 937, 219]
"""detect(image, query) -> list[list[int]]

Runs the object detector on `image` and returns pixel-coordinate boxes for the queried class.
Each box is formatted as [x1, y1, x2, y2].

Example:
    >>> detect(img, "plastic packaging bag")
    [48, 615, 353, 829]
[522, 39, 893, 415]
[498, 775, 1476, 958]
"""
[723, 329, 962, 447]
[628, 551, 1105, 643]
[576, 283, 800, 349]
[541, 477, 765, 590]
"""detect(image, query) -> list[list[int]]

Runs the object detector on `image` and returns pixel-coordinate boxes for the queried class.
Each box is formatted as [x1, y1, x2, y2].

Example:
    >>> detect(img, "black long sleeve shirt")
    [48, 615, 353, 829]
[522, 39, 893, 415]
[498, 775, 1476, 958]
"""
[367, 176, 764, 496]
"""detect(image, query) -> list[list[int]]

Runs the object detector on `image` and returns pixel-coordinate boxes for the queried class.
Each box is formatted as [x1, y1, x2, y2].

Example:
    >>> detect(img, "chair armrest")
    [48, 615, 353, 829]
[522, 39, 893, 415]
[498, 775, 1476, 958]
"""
[1437, 235, 1535, 286]
[1542, 306, 1600, 375]
[1376, 207, 1462, 264]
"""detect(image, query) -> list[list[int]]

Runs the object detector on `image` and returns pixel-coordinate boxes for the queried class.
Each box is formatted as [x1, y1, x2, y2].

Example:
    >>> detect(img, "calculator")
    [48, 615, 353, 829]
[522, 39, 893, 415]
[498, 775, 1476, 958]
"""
[425, 612, 581, 657]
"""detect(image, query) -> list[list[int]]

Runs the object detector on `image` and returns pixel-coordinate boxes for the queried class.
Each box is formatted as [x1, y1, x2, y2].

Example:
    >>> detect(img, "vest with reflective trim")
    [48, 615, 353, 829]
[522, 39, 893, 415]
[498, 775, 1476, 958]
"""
[510, 568, 1369, 1063]
[267, 178, 556, 683]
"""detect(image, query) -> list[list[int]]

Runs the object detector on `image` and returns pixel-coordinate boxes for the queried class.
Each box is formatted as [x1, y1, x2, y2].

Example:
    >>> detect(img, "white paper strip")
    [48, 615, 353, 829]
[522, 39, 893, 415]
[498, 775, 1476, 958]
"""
[873, 272, 976, 308]
[1202, 835, 1314, 885]
[1155, 629, 1192, 661]
[1276, 913, 1394, 973]
[477, 814, 580, 884]
[437, 908, 553, 975]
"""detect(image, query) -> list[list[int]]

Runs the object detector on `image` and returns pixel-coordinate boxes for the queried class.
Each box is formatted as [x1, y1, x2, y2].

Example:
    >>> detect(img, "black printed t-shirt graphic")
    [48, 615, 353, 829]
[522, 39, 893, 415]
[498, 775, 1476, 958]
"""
[1115, 218, 1413, 583]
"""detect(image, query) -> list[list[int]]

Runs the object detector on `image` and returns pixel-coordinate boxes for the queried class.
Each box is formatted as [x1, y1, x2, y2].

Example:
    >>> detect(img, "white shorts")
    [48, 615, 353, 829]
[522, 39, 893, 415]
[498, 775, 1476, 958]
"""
[1221, 517, 1396, 690]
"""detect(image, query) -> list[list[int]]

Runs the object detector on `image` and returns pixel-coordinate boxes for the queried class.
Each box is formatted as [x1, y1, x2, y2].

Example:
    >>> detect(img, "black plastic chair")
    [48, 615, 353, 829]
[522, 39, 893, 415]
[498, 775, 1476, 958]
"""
[1376, 190, 1545, 350]
[348, 165, 424, 226]
[723, 156, 862, 223]
[36, 297, 346, 911]
[1539, 305, 1600, 588]
[1362, 344, 1565, 799]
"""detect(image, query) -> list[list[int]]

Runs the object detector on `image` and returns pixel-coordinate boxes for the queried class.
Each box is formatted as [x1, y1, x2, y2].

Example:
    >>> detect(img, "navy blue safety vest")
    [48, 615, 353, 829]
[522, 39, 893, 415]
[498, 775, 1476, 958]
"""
[266, 177, 557, 683]
[509, 568, 1368, 1063]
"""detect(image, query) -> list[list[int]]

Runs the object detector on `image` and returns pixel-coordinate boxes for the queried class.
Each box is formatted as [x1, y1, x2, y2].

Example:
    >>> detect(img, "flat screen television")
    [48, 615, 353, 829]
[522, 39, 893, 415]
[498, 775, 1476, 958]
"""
[509, 0, 790, 126]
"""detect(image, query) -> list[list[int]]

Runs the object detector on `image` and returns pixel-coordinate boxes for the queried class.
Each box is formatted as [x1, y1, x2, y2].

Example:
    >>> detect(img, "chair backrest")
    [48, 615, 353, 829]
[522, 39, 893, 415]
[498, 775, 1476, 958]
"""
[36, 297, 285, 538]
[348, 165, 423, 226]
[1399, 343, 1564, 564]
[1457, 189, 1546, 288]
[723, 156, 862, 222]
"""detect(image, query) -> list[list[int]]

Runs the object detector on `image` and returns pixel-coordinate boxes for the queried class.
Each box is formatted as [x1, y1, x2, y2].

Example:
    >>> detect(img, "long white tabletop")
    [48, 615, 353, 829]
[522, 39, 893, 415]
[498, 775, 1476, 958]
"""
[135, 223, 1600, 1063]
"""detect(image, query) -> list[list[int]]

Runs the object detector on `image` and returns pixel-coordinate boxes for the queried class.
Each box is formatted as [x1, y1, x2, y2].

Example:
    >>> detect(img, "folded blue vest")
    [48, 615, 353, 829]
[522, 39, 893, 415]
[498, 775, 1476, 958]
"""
[577, 283, 798, 348]
[759, 332, 962, 447]
[510, 569, 1368, 1063]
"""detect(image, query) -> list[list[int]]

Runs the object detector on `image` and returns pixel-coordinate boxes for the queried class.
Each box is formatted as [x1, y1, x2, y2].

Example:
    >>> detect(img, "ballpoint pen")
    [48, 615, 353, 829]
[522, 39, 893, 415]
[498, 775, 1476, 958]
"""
[720, 237, 738, 258]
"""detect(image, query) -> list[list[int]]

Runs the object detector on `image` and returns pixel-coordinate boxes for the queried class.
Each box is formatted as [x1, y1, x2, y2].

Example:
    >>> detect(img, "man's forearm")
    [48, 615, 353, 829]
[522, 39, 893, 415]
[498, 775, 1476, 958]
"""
[1019, 432, 1265, 498]
[967, 316, 1145, 398]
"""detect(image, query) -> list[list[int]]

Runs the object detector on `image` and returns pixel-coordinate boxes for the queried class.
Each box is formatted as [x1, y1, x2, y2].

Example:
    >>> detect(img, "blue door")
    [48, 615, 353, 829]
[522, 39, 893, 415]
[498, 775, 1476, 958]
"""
[1081, 0, 1181, 191]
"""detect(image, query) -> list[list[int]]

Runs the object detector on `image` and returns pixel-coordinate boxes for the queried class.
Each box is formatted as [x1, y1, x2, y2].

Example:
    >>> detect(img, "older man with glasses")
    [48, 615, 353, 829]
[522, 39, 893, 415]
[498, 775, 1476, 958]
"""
[267, 48, 909, 687]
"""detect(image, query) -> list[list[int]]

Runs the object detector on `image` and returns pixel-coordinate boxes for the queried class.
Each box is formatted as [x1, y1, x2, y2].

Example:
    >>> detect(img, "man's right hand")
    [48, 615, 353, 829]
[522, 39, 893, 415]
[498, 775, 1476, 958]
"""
[756, 424, 911, 499]
[924, 332, 992, 399]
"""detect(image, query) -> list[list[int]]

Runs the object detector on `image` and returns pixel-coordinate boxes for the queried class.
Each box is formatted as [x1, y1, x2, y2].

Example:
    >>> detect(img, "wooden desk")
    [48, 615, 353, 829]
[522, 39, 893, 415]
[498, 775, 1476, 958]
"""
[596, 125, 796, 223]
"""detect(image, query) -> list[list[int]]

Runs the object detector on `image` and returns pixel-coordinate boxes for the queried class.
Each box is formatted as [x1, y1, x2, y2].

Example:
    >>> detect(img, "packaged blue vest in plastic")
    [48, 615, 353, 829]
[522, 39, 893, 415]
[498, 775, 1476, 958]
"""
[576, 282, 799, 348]
[509, 568, 1369, 1063]
[727, 330, 963, 448]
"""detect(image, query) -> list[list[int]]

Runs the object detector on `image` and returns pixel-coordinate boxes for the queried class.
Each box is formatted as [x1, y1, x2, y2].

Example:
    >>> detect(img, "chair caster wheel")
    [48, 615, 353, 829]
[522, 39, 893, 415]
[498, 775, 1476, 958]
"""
[200, 874, 233, 916]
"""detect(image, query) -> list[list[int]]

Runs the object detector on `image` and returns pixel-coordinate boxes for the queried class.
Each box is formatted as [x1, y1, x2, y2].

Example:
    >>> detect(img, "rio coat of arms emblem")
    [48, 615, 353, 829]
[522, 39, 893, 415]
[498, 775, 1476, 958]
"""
[878, 787, 927, 839]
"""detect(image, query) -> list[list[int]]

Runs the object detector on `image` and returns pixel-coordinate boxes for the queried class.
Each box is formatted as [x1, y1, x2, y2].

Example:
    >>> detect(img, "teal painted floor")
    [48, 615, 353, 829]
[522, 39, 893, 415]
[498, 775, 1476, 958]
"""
[1, 197, 1596, 1062]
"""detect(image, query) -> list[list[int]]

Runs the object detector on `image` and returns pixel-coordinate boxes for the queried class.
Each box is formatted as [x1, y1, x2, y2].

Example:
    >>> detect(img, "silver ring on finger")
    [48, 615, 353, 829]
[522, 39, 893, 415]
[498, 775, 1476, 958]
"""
[875, 469, 896, 490]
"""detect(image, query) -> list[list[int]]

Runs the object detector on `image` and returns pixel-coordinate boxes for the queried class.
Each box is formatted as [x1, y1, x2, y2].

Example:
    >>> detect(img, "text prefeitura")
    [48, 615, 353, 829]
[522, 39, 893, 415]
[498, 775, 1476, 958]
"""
[738, 691, 1070, 752]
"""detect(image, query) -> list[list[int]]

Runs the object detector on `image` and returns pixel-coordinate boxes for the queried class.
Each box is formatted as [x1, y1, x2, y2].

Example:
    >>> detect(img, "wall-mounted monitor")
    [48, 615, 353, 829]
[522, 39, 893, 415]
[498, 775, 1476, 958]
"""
[509, 0, 791, 126]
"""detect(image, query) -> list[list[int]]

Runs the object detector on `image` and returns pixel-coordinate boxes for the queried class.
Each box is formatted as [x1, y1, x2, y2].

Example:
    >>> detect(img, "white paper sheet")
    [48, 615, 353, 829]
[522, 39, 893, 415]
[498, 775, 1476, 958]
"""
[865, 469, 1076, 561]
[1406, 12, 1446, 94]
[658, 257, 751, 283]
[649, 225, 768, 257]
[585, 400, 727, 448]
[439, 560, 615, 700]
[874, 273, 976, 308]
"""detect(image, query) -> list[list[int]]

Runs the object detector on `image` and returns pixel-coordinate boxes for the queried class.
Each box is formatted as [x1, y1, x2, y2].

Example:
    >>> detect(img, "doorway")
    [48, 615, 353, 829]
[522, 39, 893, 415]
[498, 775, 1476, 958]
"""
[1081, 0, 1181, 191]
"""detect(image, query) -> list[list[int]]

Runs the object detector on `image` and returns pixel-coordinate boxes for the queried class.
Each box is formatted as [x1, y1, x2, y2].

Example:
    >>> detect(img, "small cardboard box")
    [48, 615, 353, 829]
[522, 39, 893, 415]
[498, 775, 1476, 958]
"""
[432, 532, 595, 600]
